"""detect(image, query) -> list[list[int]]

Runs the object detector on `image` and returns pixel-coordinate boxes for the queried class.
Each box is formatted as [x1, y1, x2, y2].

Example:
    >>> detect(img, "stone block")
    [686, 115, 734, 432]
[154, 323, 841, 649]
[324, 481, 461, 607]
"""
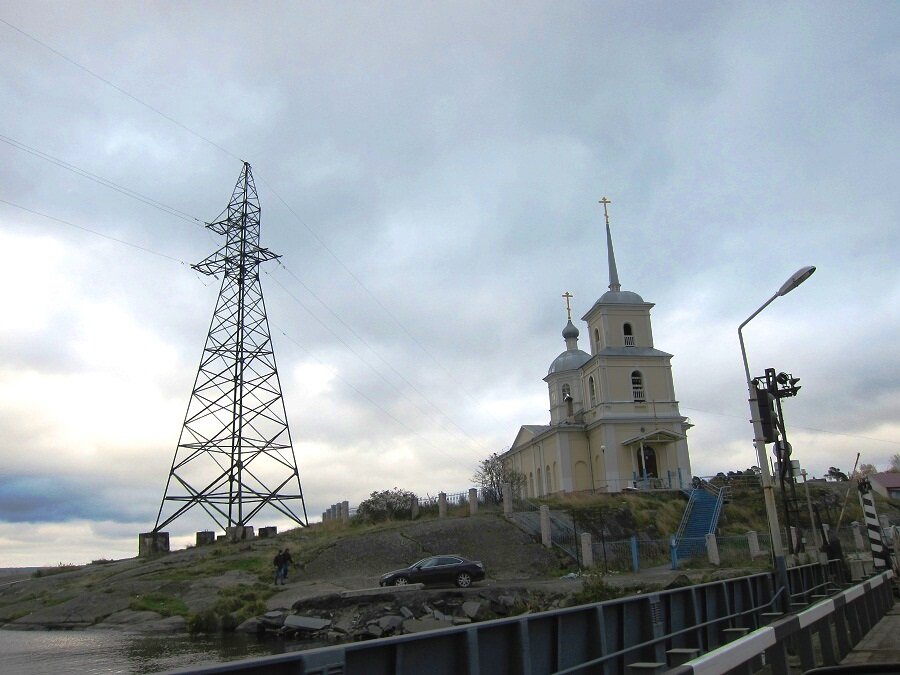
[378, 615, 403, 632]
[138, 531, 170, 557]
[258, 526, 277, 538]
[195, 531, 216, 546]
[226, 526, 254, 542]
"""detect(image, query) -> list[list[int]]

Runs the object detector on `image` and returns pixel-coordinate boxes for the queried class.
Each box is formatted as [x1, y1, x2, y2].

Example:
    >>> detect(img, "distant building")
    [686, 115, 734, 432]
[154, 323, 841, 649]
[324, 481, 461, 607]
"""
[870, 472, 900, 501]
[501, 200, 693, 495]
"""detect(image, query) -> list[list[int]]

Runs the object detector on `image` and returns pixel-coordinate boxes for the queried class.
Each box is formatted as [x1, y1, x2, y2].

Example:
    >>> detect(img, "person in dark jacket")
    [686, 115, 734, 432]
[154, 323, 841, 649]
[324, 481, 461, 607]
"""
[279, 548, 294, 584]
[273, 549, 285, 585]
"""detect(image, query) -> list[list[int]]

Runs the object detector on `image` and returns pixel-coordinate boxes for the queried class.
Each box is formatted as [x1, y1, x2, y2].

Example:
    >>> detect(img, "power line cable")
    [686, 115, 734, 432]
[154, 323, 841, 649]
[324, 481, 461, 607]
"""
[1, 127, 490, 454]
[269, 323, 465, 465]
[273, 261, 489, 451]
[681, 405, 900, 446]
[265, 269, 489, 457]
[0, 197, 472, 462]
[0, 17, 243, 164]
[1, 16, 495, 454]
[0, 198, 187, 264]
[258, 176, 490, 412]
[0, 133, 206, 227]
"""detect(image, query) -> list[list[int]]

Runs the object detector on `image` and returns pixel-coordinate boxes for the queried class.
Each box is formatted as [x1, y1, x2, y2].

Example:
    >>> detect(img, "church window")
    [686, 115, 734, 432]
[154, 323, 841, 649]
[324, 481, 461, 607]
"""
[624, 323, 635, 347]
[589, 376, 597, 406]
[631, 370, 645, 401]
[561, 383, 571, 399]
[594, 328, 600, 349]
[545, 465, 551, 493]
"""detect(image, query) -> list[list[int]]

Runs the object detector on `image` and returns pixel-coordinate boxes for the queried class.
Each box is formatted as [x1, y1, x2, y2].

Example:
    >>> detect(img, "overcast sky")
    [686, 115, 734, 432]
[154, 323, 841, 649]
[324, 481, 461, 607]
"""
[1, 1, 897, 567]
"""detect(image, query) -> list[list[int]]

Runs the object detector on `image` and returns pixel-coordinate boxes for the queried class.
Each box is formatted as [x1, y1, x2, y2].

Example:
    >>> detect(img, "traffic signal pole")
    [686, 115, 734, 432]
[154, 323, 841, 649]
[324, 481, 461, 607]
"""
[740, 304, 790, 611]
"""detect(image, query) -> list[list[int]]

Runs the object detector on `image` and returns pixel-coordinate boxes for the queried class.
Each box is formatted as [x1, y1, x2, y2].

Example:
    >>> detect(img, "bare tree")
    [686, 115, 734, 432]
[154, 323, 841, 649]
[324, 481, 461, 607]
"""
[888, 453, 900, 473]
[473, 451, 526, 503]
[857, 462, 878, 478]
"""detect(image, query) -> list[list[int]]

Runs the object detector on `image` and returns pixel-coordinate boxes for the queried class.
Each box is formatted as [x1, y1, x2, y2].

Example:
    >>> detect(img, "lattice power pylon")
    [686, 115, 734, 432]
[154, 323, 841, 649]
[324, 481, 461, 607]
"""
[153, 162, 308, 533]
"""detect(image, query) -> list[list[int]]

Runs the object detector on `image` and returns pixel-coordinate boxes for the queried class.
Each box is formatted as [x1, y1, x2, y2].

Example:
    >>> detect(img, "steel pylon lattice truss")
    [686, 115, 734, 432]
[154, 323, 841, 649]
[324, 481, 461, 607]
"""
[154, 162, 308, 533]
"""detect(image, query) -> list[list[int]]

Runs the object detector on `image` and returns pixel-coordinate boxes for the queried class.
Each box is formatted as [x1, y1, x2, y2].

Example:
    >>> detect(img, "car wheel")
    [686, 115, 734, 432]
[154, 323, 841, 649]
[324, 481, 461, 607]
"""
[455, 572, 472, 588]
[393, 576, 409, 586]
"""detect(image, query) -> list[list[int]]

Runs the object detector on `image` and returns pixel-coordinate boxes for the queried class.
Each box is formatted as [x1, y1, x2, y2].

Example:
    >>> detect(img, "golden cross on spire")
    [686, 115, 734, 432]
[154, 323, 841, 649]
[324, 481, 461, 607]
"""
[562, 291, 574, 321]
[599, 196, 612, 227]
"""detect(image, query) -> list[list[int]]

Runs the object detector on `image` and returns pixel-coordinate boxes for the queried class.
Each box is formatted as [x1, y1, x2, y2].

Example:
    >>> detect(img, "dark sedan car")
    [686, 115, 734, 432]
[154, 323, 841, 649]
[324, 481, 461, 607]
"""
[379, 555, 486, 588]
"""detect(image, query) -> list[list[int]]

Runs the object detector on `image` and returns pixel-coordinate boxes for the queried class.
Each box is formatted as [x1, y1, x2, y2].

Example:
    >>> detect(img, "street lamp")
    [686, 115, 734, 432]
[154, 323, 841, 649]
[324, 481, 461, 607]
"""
[738, 265, 815, 607]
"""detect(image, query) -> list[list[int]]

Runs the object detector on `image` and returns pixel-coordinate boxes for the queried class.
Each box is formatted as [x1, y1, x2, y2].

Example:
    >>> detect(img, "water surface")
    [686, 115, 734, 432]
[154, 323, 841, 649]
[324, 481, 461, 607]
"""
[0, 629, 287, 674]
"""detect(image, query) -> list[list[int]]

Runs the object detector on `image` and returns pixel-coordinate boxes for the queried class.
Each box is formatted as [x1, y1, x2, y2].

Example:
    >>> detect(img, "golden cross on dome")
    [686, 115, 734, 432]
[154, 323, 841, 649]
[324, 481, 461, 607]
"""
[562, 291, 574, 321]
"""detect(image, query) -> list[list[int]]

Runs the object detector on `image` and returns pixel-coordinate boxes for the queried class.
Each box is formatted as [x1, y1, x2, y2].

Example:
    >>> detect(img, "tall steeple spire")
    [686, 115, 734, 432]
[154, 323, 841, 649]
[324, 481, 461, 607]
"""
[599, 197, 620, 292]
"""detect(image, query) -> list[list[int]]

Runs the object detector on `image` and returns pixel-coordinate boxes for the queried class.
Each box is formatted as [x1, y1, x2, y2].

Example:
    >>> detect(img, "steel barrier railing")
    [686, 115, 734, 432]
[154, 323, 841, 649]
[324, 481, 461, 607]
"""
[670, 569, 895, 675]
[164, 565, 892, 675]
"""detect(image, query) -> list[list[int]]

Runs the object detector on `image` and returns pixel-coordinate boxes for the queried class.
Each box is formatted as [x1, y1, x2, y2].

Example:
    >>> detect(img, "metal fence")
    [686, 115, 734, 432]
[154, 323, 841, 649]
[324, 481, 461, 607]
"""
[166, 563, 892, 675]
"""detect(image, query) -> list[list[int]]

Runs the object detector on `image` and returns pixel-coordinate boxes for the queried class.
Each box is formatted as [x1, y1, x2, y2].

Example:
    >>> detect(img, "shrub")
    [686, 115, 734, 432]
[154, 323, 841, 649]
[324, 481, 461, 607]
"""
[356, 487, 418, 522]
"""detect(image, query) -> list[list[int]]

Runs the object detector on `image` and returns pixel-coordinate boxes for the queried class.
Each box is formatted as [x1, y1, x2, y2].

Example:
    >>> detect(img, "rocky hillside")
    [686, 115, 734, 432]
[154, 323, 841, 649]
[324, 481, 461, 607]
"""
[0, 512, 565, 633]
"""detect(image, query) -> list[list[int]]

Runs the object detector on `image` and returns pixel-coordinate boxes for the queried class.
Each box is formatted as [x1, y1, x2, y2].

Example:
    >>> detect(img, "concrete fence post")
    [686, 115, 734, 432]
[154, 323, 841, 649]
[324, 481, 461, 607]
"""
[468, 488, 478, 516]
[706, 533, 720, 565]
[747, 530, 760, 558]
[438, 492, 447, 519]
[411, 496, 419, 519]
[341, 500, 349, 522]
[851, 522, 865, 551]
[502, 482, 513, 517]
[630, 535, 639, 572]
[580, 532, 594, 568]
[321, 511, 327, 523]
[540, 505, 552, 548]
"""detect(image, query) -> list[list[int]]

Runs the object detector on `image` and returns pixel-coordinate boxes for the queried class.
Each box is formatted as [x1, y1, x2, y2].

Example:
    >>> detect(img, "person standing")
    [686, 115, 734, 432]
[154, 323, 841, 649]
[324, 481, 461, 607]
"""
[280, 548, 294, 584]
[273, 549, 285, 585]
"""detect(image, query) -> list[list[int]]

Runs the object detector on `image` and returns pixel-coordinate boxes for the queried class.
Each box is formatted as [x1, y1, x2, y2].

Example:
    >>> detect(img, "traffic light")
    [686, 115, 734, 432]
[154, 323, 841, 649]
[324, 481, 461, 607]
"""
[775, 372, 801, 398]
[753, 384, 779, 444]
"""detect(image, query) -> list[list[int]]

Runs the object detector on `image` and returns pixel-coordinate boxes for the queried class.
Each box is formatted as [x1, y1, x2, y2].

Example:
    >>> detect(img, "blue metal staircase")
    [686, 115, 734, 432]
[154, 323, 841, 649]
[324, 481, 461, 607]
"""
[674, 481, 728, 560]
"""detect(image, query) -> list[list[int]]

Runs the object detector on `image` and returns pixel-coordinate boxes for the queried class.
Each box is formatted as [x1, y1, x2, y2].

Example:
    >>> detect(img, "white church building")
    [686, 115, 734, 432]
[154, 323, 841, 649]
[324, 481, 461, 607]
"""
[501, 200, 693, 496]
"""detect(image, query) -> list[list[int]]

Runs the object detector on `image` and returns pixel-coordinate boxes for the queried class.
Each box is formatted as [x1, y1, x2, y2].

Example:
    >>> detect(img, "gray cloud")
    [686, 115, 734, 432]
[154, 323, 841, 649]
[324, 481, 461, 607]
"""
[0, 1, 897, 564]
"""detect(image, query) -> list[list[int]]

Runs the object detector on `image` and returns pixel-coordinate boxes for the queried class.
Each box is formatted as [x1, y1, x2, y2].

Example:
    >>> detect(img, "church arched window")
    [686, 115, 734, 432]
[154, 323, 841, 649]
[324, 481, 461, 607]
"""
[593, 328, 600, 349]
[589, 376, 597, 406]
[624, 323, 635, 347]
[561, 383, 571, 399]
[631, 370, 645, 401]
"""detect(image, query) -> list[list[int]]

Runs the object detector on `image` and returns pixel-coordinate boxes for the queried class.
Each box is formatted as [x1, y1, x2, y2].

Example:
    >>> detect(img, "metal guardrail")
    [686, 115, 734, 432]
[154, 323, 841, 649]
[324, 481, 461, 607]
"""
[167, 569, 798, 675]
[670, 569, 895, 674]
[674, 486, 698, 542]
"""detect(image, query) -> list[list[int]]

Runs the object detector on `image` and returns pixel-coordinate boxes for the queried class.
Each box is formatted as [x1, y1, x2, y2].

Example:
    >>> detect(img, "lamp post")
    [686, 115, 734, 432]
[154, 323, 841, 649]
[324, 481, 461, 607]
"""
[738, 265, 815, 608]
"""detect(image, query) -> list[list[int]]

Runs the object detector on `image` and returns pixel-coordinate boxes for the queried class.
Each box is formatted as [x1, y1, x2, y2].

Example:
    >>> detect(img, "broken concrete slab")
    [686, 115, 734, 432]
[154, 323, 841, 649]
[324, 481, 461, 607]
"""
[402, 617, 454, 633]
[283, 615, 331, 632]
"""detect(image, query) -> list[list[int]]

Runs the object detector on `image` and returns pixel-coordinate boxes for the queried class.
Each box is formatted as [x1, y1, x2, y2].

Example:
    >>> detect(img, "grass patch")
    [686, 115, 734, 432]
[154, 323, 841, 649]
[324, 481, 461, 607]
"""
[187, 583, 273, 634]
[129, 592, 189, 617]
[569, 574, 624, 605]
[143, 554, 270, 583]
[32, 564, 82, 578]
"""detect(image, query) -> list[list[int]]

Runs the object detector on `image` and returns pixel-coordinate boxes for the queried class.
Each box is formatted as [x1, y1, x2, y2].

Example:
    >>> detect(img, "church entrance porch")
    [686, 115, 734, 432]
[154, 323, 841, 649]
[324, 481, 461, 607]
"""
[623, 429, 686, 491]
